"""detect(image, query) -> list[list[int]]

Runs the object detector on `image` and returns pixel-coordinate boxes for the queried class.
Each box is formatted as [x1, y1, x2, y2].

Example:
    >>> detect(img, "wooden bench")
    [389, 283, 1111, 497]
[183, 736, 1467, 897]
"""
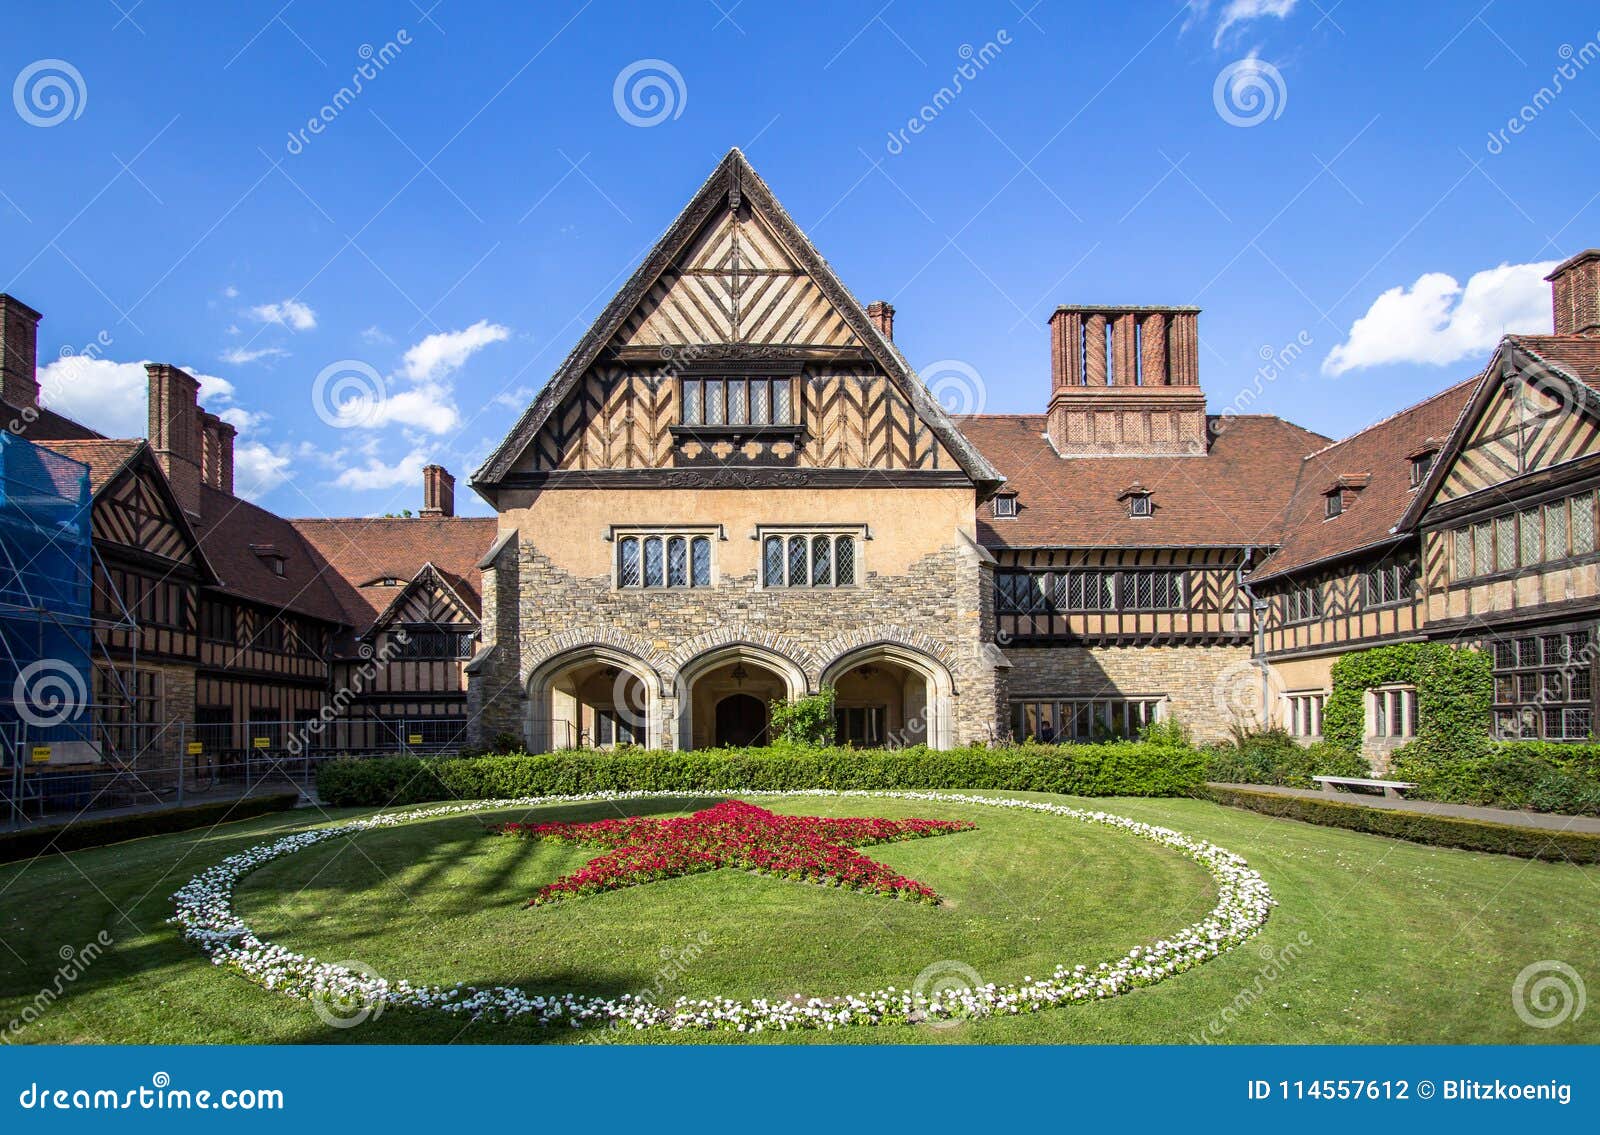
[1314, 775, 1416, 799]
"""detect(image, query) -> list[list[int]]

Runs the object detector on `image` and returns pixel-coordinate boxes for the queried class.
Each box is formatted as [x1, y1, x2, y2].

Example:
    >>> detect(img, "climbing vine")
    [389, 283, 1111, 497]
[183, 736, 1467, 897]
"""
[1323, 642, 1492, 760]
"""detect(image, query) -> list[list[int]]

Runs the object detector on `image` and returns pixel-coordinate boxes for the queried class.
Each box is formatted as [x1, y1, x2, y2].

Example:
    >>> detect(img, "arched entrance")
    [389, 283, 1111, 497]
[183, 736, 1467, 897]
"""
[526, 647, 659, 752]
[714, 693, 769, 747]
[820, 643, 955, 750]
[674, 643, 807, 750]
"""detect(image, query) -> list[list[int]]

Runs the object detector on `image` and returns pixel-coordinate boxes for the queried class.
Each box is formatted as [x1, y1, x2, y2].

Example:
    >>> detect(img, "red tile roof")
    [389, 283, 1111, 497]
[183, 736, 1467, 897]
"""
[31, 438, 144, 496]
[962, 414, 1331, 549]
[195, 485, 349, 624]
[1249, 375, 1483, 583]
[289, 515, 499, 631]
[1512, 334, 1600, 391]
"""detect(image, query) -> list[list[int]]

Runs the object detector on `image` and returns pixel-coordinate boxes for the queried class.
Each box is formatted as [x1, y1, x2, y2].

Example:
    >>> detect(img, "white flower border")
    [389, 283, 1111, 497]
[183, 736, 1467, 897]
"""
[171, 791, 1275, 1032]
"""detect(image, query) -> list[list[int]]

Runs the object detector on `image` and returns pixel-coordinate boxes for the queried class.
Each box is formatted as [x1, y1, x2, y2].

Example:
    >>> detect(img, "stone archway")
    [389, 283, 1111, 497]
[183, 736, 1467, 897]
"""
[819, 640, 956, 750]
[525, 644, 665, 753]
[673, 641, 808, 751]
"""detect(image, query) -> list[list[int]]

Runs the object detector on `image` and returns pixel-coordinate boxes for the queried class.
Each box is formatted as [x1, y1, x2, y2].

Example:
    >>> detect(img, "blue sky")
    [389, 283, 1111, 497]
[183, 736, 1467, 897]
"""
[4, 1, 1597, 518]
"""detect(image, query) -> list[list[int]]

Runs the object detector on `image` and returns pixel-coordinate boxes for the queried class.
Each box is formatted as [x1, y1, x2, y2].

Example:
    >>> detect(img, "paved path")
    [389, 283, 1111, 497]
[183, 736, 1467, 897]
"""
[1209, 782, 1600, 834]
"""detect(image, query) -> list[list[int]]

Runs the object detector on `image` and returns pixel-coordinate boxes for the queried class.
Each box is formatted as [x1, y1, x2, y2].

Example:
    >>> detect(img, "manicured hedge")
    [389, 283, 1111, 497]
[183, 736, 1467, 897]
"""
[1391, 746, 1600, 816]
[0, 792, 301, 865]
[1202, 784, 1600, 863]
[315, 742, 1208, 808]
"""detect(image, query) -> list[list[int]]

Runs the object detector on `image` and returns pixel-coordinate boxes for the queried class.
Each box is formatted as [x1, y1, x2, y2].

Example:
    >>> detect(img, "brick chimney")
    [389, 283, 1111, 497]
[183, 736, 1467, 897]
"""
[1045, 305, 1207, 456]
[0, 294, 42, 411]
[422, 464, 454, 517]
[199, 410, 236, 496]
[866, 300, 895, 342]
[1547, 250, 1600, 337]
[146, 363, 202, 517]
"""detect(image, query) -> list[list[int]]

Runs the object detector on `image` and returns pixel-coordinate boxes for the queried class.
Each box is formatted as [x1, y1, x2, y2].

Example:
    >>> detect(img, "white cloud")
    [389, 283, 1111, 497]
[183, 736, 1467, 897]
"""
[333, 449, 431, 491]
[38, 358, 237, 437]
[340, 382, 462, 435]
[220, 345, 289, 366]
[1192, 0, 1298, 46]
[401, 320, 509, 382]
[223, 285, 239, 299]
[233, 440, 292, 500]
[1322, 260, 1557, 376]
[361, 325, 394, 345]
[249, 298, 317, 331]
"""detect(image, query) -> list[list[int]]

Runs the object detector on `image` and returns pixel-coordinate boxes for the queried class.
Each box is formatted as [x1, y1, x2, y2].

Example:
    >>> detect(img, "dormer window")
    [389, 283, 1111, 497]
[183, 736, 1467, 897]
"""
[1409, 449, 1436, 488]
[1324, 491, 1343, 519]
[1323, 474, 1370, 519]
[1118, 484, 1153, 519]
[250, 544, 288, 577]
[992, 493, 1018, 519]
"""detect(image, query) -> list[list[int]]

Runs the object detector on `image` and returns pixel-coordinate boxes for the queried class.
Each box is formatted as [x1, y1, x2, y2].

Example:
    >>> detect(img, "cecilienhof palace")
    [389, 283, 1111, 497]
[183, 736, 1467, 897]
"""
[5, 149, 1600, 766]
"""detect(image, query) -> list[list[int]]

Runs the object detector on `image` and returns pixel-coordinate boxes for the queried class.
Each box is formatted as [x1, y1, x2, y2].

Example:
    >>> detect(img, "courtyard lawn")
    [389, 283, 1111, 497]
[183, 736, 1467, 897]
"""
[0, 791, 1594, 1045]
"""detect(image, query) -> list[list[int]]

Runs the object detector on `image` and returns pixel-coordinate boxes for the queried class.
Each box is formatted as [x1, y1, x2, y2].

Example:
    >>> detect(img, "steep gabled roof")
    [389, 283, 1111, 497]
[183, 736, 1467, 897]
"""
[1251, 374, 1483, 583]
[195, 485, 347, 623]
[963, 413, 1329, 549]
[471, 148, 1001, 493]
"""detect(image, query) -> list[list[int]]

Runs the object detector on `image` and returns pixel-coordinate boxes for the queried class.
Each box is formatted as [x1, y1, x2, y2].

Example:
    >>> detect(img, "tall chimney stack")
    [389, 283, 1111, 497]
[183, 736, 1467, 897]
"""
[1045, 305, 1207, 456]
[1547, 250, 1600, 337]
[866, 300, 895, 342]
[422, 464, 455, 517]
[199, 410, 237, 496]
[0, 294, 42, 411]
[146, 363, 202, 517]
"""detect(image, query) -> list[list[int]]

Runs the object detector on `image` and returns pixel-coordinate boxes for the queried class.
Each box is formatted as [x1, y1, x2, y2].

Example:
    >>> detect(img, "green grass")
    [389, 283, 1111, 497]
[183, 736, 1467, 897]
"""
[0, 791, 1594, 1044]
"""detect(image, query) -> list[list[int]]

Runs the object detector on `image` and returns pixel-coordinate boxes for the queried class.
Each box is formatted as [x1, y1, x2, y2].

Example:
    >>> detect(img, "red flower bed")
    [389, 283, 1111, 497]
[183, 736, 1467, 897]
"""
[493, 799, 975, 906]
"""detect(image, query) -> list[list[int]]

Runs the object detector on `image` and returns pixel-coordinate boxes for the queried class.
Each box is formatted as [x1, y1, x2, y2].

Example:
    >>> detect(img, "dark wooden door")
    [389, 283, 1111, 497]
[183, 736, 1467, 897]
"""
[715, 694, 768, 747]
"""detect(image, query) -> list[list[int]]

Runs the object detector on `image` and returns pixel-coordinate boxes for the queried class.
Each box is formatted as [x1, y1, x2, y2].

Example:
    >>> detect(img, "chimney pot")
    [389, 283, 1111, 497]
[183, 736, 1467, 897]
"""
[0, 294, 42, 411]
[865, 300, 895, 342]
[422, 463, 455, 518]
[1547, 249, 1600, 337]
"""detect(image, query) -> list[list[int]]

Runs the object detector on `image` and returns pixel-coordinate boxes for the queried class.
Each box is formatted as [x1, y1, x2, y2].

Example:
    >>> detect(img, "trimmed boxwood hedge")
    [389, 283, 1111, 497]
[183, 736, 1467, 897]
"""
[1203, 784, 1600, 863]
[0, 792, 300, 865]
[315, 742, 1208, 808]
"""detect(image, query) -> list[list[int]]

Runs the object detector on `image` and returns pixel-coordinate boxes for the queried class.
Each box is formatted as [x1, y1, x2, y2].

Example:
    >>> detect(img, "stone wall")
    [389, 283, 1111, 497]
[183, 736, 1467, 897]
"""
[470, 533, 1003, 749]
[1002, 642, 1253, 742]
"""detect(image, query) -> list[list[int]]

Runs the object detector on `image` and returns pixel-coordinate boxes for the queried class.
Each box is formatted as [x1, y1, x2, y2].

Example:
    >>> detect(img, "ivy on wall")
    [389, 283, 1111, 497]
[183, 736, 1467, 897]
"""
[1323, 642, 1493, 760]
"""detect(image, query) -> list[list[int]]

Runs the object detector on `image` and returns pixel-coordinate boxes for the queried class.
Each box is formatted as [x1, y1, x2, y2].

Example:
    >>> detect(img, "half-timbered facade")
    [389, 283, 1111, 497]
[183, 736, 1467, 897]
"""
[6, 158, 1600, 761]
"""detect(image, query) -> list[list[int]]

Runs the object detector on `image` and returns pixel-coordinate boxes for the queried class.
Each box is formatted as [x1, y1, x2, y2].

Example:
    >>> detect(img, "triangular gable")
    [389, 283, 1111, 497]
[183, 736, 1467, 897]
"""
[1403, 338, 1600, 525]
[92, 446, 214, 578]
[363, 562, 478, 639]
[472, 148, 1000, 492]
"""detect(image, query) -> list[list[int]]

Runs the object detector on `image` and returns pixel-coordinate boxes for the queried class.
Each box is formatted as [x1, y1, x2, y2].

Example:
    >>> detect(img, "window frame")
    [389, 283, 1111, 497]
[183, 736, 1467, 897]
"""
[992, 494, 1019, 519]
[610, 526, 720, 591]
[757, 525, 865, 590]
[676, 373, 800, 430]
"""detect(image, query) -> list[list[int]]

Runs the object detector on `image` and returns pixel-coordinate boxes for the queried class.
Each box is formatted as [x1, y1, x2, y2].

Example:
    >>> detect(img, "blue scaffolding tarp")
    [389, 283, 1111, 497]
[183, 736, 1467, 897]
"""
[0, 431, 95, 758]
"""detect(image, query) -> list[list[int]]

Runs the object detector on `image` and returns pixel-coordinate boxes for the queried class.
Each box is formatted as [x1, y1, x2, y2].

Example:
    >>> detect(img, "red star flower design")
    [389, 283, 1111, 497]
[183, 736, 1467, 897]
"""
[493, 799, 976, 906]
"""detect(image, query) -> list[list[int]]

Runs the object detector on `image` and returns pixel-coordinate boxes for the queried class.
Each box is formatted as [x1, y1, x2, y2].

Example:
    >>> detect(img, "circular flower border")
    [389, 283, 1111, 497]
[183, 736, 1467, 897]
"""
[171, 790, 1275, 1032]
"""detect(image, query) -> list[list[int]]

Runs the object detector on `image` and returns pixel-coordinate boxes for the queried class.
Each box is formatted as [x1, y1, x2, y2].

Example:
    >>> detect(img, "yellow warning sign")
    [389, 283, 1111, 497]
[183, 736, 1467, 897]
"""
[30, 746, 50, 763]
[186, 742, 204, 755]
[252, 737, 270, 749]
